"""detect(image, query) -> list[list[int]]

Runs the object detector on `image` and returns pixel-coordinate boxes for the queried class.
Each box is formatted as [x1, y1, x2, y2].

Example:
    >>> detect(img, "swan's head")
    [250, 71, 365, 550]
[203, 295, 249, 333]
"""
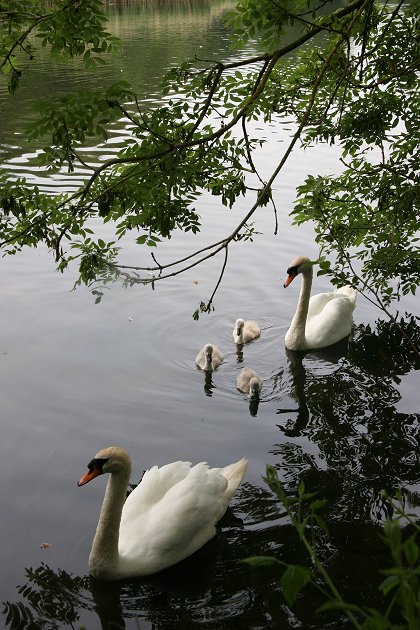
[249, 377, 261, 398]
[235, 319, 245, 334]
[284, 256, 313, 287]
[77, 446, 132, 486]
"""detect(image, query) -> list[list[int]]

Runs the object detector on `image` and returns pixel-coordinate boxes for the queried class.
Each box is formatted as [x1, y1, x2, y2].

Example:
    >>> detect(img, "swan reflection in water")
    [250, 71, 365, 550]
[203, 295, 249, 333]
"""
[277, 338, 352, 437]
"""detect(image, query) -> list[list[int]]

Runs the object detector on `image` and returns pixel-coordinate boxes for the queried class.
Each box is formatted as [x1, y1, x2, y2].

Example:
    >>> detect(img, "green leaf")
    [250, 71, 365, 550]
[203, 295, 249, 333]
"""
[280, 564, 312, 606]
[378, 574, 400, 596]
[402, 535, 419, 565]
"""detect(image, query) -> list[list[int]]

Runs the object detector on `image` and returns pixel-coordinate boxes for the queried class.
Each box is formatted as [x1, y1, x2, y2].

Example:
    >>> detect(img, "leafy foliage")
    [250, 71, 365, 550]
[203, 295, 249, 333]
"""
[0, 0, 119, 93]
[0, 0, 419, 331]
[247, 466, 420, 629]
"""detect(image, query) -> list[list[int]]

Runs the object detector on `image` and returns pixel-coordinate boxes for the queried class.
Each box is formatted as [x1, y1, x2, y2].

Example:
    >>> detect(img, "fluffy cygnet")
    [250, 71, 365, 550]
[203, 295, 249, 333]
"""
[237, 367, 262, 398]
[195, 343, 224, 371]
[232, 319, 261, 344]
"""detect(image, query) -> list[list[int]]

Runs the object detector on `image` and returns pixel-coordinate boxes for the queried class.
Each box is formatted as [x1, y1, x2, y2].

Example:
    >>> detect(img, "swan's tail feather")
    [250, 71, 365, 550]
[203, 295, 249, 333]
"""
[222, 458, 248, 499]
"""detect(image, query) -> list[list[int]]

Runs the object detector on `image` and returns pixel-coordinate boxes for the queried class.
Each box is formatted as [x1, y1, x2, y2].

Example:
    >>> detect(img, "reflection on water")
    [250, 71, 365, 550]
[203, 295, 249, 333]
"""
[273, 317, 420, 524]
[2, 493, 396, 630]
[276, 339, 351, 437]
[248, 397, 260, 417]
[203, 370, 215, 396]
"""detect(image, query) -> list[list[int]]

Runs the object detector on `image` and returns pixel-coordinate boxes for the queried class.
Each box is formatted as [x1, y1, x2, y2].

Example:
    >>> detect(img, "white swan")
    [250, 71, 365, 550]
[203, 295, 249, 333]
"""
[78, 446, 248, 580]
[232, 319, 261, 344]
[283, 255, 357, 351]
[195, 343, 224, 371]
[237, 368, 262, 398]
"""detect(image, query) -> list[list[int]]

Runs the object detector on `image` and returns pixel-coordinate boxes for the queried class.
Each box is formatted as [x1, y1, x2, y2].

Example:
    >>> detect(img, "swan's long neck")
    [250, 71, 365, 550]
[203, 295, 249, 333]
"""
[289, 266, 312, 348]
[89, 468, 130, 579]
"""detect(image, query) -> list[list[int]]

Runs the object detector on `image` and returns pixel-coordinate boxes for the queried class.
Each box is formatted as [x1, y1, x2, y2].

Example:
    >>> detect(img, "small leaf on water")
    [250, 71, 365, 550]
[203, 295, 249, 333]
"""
[378, 574, 399, 596]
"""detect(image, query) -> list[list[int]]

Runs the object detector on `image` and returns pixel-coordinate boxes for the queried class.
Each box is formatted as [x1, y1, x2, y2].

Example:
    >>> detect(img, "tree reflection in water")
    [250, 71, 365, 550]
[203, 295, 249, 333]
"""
[274, 316, 420, 523]
[2, 513, 391, 629]
[2, 563, 91, 629]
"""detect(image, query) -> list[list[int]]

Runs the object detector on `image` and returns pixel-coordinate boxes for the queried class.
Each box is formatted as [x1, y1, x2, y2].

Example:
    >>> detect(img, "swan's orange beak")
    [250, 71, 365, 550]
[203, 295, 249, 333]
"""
[283, 271, 296, 287]
[77, 467, 102, 487]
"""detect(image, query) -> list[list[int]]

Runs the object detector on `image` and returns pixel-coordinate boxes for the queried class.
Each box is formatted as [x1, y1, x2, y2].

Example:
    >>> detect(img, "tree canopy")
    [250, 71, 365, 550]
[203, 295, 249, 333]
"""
[0, 0, 419, 329]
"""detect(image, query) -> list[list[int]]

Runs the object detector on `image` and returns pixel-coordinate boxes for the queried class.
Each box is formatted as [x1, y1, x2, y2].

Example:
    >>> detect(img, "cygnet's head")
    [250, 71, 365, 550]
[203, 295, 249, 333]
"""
[205, 343, 213, 358]
[249, 377, 261, 398]
[235, 319, 245, 333]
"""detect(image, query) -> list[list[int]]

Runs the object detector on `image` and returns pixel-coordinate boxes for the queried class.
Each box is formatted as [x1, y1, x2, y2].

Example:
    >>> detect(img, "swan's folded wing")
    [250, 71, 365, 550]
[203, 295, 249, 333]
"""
[122, 461, 193, 522]
[307, 291, 334, 318]
[306, 293, 355, 347]
[118, 463, 233, 573]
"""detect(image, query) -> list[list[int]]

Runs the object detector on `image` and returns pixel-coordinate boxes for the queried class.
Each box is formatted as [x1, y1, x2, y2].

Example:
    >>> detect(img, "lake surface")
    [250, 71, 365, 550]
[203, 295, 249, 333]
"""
[0, 1, 419, 629]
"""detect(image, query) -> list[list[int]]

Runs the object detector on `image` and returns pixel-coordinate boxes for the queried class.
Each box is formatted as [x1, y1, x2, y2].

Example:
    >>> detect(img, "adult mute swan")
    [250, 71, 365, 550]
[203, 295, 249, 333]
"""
[232, 319, 261, 344]
[283, 256, 357, 351]
[237, 368, 262, 398]
[195, 343, 224, 371]
[78, 446, 248, 580]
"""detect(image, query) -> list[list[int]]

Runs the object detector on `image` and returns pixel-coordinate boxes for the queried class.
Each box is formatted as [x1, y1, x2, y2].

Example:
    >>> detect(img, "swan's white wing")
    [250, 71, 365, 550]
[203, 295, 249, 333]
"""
[308, 286, 356, 319]
[244, 321, 261, 342]
[118, 462, 233, 575]
[121, 461, 193, 522]
[307, 291, 334, 318]
[306, 293, 355, 348]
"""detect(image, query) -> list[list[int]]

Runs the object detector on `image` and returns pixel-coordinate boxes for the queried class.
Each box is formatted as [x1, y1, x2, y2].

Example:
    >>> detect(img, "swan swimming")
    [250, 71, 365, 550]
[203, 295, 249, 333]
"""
[283, 255, 357, 351]
[237, 367, 263, 398]
[78, 446, 248, 580]
[232, 319, 261, 344]
[195, 343, 224, 371]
